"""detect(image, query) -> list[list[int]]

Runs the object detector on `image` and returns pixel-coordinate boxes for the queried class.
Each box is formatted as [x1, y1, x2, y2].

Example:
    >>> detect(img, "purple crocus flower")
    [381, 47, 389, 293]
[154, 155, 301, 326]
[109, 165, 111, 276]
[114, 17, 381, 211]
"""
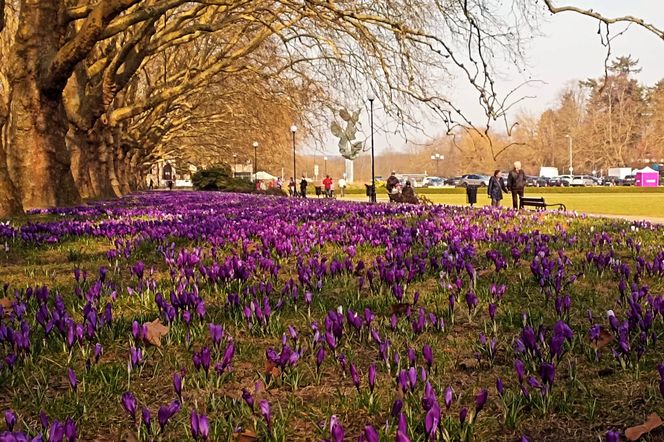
[363, 425, 379, 442]
[173, 372, 183, 399]
[350, 363, 360, 391]
[422, 345, 433, 369]
[475, 389, 488, 414]
[496, 377, 505, 397]
[514, 359, 525, 384]
[465, 291, 478, 313]
[368, 363, 377, 393]
[539, 362, 556, 386]
[488, 303, 497, 321]
[141, 407, 152, 434]
[49, 420, 65, 442]
[329, 415, 344, 442]
[208, 323, 224, 347]
[425, 401, 441, 438]
[391, 399, 403, 417]
[242, 388, 254, 409]
[93, 343, 103, 363]
[443, 386, 454, 409]
[4, 409, 16, 431]
[157, 400, 180, 433]
[121, 392, 138, 421]
[67, 368, 78, 392]
[459, 407, 468, 425]
[316, 347, 326, 371]
[191, 411, 209, 440]
[130, 346, 142, 368]
[606, 430, 621, 442]
[259, 400, 271, 430]
[64, 417, 77, 442]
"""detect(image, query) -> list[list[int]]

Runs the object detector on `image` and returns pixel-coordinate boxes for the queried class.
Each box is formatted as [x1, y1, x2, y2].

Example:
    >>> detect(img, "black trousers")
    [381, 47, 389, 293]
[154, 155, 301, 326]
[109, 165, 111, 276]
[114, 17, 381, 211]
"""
[511, 189, 524, 209]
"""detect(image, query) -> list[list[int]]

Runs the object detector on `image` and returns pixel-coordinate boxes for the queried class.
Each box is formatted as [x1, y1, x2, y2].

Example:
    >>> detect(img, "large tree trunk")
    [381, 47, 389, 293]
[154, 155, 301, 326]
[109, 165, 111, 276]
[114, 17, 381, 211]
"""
[6, 1, 80, 210]
[0, 135, 22, 217]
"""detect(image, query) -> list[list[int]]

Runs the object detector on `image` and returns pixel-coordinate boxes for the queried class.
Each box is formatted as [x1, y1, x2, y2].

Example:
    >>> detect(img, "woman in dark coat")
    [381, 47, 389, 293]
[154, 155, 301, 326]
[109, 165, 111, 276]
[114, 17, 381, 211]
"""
[488, 169, 508, 207]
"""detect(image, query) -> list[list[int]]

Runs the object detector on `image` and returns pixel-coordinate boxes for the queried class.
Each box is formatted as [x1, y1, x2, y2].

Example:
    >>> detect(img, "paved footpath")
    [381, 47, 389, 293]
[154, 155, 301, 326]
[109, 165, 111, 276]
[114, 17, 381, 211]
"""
[339, 195, 664, 226]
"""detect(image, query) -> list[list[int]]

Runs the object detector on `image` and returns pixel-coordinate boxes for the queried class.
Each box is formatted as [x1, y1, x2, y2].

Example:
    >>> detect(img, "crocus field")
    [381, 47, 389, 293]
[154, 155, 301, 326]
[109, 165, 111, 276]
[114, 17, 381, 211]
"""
[0, 192, 663, 442]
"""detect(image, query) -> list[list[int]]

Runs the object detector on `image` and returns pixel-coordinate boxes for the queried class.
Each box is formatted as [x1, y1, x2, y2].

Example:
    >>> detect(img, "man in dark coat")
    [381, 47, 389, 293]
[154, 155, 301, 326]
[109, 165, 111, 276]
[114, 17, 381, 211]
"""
[299, 175, 308, 198]
[386, 171, 400, 194]
[507, 161, 527, 209]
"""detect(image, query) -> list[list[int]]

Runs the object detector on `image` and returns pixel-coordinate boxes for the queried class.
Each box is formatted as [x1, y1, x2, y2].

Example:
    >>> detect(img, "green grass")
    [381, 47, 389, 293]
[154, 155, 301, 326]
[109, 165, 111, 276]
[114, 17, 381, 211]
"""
[346, 192, 664, 218]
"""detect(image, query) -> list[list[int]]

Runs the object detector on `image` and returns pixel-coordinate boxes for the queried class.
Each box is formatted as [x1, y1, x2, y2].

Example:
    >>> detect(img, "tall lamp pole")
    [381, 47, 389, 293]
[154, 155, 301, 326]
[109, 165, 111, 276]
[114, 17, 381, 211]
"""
[324, 156, 328, 176]
[290, 125, 298, 180]
[565, 134, 573, 174]
[430, 153, 444, 176]
[232, 154, 237, 178]
[253, 141, 259, 181]
[368, 93, 376, 202]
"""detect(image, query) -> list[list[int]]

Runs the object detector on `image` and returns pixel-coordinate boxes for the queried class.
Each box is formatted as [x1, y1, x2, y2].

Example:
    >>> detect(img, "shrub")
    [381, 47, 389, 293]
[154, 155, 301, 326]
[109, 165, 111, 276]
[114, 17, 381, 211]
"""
[192, 166, 254, 192]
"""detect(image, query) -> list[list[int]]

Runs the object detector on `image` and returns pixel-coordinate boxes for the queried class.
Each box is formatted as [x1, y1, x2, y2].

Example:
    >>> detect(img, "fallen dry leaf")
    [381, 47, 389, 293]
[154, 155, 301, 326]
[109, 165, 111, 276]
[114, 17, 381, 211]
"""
[0, 297, 12, 312]
[625, 413, 662, 441]
[264, 360, 281, 378]
[590, 328, 613, 350]
[143, 319, 169, 347]
[232, 429, 257, 441]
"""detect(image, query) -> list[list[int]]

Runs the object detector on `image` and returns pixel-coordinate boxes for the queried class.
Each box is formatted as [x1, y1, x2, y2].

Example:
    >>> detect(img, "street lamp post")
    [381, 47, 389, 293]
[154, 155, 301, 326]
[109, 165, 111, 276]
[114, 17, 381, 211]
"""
[253, 141, 259, 181]
[565, 134, 573, 175]
[324, 156, 328, 176]
[232, 154, 237, 178]
[290, 125, 298, 181]
[430, 153, 444, 176]
[368, 93, 376, 202]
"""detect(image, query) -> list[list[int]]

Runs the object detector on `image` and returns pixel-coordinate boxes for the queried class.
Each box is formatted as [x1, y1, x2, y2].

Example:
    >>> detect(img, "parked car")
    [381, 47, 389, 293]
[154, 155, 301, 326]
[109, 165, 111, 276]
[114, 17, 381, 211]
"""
[527, 176, 549, 187]
[422, 177, 445, 188]
[569, 175, 596, 186]
[557, 175, 572, 186]
[547, 176, 564, 187]
[622, 175, 636, 186]
[458, 174, 490, 187]
[445, 176, 462, 186]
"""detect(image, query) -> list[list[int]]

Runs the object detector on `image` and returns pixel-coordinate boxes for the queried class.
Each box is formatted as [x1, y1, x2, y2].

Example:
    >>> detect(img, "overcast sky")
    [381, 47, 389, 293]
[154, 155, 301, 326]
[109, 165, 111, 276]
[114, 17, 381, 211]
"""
[315, 1, 664, 159]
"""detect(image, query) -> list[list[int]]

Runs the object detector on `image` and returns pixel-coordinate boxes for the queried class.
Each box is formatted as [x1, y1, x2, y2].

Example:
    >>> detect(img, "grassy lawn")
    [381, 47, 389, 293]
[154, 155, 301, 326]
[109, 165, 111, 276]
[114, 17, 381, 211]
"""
[346, 192, 664, 218]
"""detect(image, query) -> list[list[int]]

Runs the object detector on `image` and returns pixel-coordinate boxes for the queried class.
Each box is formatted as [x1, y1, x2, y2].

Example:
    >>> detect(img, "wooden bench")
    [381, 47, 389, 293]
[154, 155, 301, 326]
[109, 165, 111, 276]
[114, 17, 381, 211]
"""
[520, 196, 566, 211]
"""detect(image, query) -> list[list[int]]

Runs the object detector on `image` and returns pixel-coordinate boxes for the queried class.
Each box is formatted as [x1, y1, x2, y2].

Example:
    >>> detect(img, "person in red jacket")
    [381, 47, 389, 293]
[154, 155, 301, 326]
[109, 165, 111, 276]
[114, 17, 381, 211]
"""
[322, 175, 333, 198]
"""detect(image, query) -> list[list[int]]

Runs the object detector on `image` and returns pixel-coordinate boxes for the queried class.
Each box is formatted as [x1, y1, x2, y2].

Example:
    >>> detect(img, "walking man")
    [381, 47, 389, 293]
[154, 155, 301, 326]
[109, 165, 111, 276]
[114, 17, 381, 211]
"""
[507, 161, 527, 209]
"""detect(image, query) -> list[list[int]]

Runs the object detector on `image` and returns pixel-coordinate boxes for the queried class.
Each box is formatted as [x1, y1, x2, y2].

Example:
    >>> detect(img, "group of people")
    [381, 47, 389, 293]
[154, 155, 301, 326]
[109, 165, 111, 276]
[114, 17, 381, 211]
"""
[488, 161, 527, 208]
[386, 171, 418, 203]
[287, 175, 347, 198]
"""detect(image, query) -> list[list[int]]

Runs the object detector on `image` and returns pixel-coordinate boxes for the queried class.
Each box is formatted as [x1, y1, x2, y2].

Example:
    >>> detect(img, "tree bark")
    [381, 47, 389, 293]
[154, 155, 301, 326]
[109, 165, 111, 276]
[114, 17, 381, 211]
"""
[6, 1, 80, 210]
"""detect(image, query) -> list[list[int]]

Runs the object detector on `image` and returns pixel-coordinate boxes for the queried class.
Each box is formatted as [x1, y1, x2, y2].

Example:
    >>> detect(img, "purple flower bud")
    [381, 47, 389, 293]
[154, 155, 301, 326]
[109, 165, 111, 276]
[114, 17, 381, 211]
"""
[459, 407, 468, 425]
[64, 417, 77, 442]
[444, 386, 454, 409]
[67, 368, 78, 392]
[363, 425, 379, 442]
[515, 359, 525, 384]
[489, 303, 497, 321]
[329, 415, 344, 442]
[4, 409, 17, 431]
[259, 400, 271, 430]
[157, 400, 180, 433]
[391, 399, 403, 417]
[539, 362, 556, 386]
[350, 363, 360, 391]
[141, 407, 152, 434]
[422, 345, 433, 368]
[368, 363, 377, 393]
[173, 372, 183, 398]
[242, 388, 254, 409]
[606, 430, 621, 442]
[475, 388, 488, 414]
[121, 391, 137, 421]
[496, 377, 505, 396]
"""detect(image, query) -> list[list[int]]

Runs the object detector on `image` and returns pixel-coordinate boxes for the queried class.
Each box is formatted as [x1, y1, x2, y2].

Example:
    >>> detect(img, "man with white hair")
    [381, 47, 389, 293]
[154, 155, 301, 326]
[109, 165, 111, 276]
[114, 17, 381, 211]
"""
[507, 161, 527, 209]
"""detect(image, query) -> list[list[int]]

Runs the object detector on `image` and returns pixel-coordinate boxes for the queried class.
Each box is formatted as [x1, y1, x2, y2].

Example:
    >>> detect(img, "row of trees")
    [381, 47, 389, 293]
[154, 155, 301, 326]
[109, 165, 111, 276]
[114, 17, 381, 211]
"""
[390, 57, 664, 178]
[1, 1, 663, 213]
